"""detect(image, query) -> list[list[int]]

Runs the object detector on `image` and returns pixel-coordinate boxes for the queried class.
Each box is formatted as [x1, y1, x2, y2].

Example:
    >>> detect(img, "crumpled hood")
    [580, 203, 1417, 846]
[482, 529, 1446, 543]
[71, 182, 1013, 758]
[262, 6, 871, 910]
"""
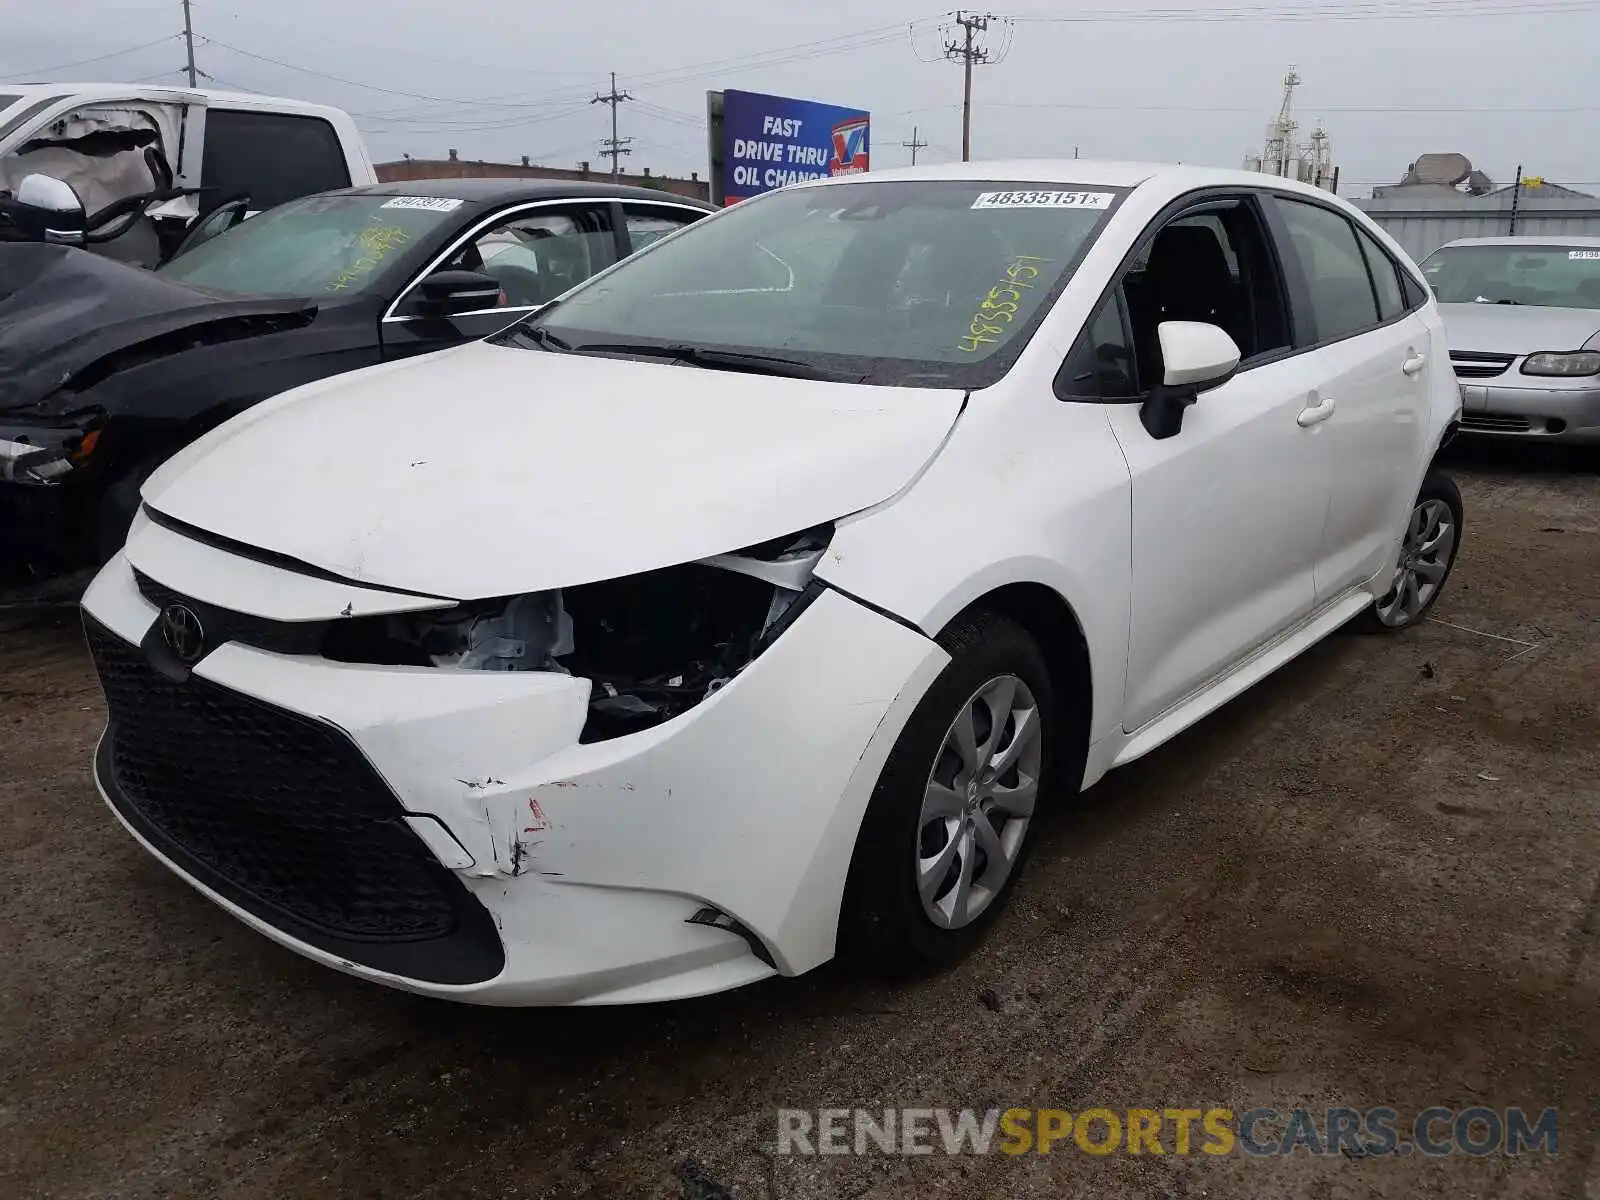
[0, 243, 316, 413]
[1439, 302, 1600, 356]
[142, 341, 967, 598]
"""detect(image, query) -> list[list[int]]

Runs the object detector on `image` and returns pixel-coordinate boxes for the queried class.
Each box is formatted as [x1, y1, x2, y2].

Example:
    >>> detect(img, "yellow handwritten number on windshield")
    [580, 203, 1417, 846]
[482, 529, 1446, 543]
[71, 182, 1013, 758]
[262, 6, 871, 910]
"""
[327, 223, 413, 292]
[958, 256, 1050, 353]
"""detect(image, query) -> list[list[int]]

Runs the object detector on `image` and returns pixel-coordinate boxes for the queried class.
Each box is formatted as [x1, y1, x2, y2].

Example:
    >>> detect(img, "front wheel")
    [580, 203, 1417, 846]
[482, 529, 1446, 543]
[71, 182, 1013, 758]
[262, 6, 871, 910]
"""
[839, 610, 1056, 977]
[1356, 470, 1464, 633]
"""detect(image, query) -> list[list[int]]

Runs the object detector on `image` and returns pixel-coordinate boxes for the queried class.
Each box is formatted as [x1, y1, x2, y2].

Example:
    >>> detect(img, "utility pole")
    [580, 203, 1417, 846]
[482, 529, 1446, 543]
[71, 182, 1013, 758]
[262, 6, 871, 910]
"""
[592, 72, 633, 180]
[944, 11, 997, 162]
[1508, 164, 1524, 235]
[181, 0, 198, 87]
[901, 125, 928, 166]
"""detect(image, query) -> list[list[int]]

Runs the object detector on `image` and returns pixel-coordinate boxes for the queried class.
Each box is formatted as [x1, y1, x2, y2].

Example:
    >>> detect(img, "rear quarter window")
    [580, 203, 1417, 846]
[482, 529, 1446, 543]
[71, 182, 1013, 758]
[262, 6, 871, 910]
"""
[202, 109, 350, 210]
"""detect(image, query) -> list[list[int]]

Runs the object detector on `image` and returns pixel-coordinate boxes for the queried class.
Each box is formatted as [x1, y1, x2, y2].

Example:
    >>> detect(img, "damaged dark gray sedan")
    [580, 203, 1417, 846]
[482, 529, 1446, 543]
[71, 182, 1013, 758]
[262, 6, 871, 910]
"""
[0, 178, 712, 586]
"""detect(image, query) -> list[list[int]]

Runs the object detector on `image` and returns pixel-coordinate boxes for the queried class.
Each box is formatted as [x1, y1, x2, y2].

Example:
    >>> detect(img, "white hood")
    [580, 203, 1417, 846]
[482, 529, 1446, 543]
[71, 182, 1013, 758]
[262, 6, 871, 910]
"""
[142, 341, 965, 598]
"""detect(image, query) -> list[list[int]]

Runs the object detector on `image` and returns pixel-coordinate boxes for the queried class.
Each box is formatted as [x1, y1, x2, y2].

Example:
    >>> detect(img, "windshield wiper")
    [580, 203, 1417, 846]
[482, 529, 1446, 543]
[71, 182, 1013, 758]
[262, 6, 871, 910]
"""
[569, 342, 855, 381]
[502, 324, 573, 352]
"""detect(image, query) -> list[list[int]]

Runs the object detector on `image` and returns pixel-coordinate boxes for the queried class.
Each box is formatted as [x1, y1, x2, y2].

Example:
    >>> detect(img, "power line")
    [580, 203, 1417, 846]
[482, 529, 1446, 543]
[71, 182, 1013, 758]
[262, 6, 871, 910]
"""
[2, 35, 179, 79]
[592, 72, 633, 181]
[199, 36, 563, 105]
[356, 102, 595, 134]
[202, 20, 927, 124]
[1012, 0, 1600, 20]
[896, 99, 1600, 115]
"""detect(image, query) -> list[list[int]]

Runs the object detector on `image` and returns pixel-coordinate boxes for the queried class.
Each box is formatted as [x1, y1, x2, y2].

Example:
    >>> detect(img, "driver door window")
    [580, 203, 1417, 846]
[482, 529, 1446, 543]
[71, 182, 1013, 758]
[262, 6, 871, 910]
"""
[438, 204, 615, 313]
[1057, 200, 1292, 400]
[471, 205, 614, 308]
[0, 102, 177, 267]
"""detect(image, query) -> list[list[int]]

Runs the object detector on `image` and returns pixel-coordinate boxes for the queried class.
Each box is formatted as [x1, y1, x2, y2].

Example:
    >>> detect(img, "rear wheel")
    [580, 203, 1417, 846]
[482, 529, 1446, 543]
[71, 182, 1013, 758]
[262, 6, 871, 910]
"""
[1355, 470, 1463, 633]
[840, 610, 1056, 976]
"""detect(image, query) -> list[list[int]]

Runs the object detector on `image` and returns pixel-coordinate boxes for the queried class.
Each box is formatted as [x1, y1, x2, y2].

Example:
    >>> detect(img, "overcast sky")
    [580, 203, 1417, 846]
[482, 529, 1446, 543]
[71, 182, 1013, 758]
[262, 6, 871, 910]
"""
[4, 0, 1598, 196]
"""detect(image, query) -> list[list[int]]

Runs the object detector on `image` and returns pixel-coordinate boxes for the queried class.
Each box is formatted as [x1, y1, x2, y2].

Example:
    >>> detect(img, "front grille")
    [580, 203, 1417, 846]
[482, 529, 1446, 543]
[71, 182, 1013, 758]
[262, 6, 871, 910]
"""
[1460, 412, 1533, 432]
[1451, 351, 1515, 379]
[86, 617, 504, 985]
[133, 570, 327, 657]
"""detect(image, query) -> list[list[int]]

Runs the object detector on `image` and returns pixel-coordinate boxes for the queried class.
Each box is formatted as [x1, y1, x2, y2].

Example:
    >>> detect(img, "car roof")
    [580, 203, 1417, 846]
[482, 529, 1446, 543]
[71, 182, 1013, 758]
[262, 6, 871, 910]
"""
[341, 177, 716, 208]
[1439, 235, 1600, 249]
[0, 82, 353, 121]
[790, 158, 1355, 203]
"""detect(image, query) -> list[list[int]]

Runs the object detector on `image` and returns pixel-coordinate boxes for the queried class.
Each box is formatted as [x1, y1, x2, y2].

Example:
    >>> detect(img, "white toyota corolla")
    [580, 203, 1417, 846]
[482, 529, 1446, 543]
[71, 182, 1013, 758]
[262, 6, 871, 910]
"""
[81, 161, 1464, 1005]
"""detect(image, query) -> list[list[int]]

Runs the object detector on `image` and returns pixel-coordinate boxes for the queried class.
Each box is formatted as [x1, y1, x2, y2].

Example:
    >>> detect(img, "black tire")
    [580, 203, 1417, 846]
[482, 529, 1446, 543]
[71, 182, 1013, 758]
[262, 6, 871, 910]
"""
[1352, 469, 1464, 634]
[93, 454, 167, 565]
[839, 609, 1058, 977]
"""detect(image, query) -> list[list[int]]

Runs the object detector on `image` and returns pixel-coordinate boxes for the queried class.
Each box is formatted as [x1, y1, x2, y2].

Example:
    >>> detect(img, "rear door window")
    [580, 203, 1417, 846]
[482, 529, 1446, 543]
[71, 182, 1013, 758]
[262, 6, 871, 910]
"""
[202, 109, 350, 210]
[1274, 198, 1382, 344]
[1354, 226, 1405, 322]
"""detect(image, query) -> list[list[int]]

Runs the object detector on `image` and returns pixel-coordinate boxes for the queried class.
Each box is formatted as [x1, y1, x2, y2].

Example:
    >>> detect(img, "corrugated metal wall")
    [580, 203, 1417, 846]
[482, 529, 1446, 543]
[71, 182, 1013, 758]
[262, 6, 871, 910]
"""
[1351, 195, 1600, 263]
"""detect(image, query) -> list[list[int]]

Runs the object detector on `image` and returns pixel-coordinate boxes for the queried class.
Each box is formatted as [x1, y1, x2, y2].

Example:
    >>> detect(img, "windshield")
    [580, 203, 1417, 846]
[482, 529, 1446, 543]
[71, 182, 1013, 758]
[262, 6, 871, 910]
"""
[1421, 244, 1600, 310]
[504, 179, 1125, 387]
[157, 193, 463, 297]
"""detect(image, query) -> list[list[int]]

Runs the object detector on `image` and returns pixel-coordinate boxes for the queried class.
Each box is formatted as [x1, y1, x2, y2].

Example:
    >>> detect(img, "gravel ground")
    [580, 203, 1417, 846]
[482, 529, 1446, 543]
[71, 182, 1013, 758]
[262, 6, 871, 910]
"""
[2, 450, 1597, 1200]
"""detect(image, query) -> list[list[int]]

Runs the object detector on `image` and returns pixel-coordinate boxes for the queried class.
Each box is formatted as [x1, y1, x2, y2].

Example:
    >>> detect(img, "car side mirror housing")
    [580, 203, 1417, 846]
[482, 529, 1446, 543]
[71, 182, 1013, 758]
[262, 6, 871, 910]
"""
[415, 269, 503, 317]
[13, 173, 86, 247]
[1140, 321, 1242, 440]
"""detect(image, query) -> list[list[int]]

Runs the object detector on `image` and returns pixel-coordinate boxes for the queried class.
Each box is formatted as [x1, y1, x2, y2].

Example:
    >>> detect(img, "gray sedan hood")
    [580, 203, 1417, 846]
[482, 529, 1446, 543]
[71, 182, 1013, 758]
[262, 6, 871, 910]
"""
[1439, 302, 1600, 355]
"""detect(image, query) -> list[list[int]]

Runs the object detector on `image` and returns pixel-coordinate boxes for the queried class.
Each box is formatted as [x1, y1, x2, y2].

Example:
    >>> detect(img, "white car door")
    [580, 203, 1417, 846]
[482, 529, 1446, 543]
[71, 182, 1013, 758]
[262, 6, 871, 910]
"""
[1066, 195, 1331, 733]
[1269, 196, 1433, 602]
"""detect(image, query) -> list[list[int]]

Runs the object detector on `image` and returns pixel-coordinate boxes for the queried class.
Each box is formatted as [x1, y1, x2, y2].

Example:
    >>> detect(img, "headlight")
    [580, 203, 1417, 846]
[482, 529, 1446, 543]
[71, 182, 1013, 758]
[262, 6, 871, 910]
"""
[1520, 351, 1600, 377]
[323, 524, 834, 742]
[0, 436, 74, 484]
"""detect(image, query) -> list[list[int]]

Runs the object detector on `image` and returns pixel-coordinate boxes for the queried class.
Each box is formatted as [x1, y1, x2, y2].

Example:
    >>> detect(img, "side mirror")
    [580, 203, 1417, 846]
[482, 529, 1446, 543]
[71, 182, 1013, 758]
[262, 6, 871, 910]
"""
[1140, 321, 1242, 440]
[415, 269, 503, 317]
[13, 174, 86, 247]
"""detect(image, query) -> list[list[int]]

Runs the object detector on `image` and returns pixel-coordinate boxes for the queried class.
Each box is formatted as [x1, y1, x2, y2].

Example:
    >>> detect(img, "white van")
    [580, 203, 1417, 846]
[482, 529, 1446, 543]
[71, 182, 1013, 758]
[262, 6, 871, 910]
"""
[0, 83, 376, 266]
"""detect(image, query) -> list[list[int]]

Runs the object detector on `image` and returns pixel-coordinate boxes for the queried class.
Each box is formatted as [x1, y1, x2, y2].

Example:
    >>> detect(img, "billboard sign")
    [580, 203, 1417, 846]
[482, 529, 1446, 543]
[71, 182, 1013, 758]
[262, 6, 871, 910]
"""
[715, 88, 870, 206]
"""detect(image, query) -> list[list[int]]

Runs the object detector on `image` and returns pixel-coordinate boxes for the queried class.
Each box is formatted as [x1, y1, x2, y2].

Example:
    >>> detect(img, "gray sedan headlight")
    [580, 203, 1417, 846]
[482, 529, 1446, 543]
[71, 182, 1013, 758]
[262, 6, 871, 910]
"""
[1520, 351, 1600, 377]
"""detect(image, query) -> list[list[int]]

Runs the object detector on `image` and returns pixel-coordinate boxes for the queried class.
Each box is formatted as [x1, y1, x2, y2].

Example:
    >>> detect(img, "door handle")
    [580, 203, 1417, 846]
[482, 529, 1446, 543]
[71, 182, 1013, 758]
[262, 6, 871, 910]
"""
[1297, 395, 1336, 427]
[1402, 353, 1427, 376]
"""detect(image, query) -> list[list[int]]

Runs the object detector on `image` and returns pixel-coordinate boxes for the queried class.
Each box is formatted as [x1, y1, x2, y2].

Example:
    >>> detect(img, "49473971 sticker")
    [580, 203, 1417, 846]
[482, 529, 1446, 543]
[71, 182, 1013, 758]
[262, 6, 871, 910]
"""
[957, 255, 1051, 354]
[381, 196, 465, 212]
[971, 190, 1114, 210]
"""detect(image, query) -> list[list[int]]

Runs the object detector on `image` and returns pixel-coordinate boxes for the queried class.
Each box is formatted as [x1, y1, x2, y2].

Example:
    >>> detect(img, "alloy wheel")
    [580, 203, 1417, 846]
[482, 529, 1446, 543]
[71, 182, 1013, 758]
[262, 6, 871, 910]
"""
[1376, 497, 1457, 628]
[915, 674, 1043, 930]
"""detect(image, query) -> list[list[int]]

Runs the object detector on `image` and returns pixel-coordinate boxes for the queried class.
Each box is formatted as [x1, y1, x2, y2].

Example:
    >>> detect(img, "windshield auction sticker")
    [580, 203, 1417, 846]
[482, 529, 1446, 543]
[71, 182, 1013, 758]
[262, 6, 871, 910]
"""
[1567, 250, 1600, 260]
[381, 196, 465, 212]
[971, 190, 1114, 210]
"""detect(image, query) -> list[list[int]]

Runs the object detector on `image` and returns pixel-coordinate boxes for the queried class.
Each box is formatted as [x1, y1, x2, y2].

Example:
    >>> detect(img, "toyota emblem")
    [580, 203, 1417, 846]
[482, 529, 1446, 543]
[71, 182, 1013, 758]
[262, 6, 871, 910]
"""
[160, 603, 206, 664]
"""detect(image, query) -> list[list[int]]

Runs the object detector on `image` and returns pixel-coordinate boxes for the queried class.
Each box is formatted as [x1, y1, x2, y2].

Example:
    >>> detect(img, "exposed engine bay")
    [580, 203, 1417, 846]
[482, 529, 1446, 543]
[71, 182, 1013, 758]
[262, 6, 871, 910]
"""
[324, 526, 832, 741]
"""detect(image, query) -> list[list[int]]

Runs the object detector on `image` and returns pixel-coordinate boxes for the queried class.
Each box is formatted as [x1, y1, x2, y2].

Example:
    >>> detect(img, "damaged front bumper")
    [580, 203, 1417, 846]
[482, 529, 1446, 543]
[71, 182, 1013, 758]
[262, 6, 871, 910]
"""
[81, 521, 949, 1006]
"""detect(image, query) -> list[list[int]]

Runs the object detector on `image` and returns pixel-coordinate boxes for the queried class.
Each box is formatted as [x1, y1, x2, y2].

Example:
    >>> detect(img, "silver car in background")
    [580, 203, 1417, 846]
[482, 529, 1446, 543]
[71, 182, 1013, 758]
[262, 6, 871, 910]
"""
[1422, 235, 1600, 443]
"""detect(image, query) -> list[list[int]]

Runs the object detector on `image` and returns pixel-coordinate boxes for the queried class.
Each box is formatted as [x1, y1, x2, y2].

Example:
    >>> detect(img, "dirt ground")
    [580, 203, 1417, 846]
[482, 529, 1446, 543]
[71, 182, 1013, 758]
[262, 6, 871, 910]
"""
[2, 446, 1597, 1200]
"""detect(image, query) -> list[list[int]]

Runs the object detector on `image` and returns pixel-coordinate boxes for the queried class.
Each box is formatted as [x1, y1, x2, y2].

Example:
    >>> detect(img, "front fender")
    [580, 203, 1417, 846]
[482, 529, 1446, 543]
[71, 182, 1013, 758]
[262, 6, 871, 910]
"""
[813, 399, 1132, 745]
